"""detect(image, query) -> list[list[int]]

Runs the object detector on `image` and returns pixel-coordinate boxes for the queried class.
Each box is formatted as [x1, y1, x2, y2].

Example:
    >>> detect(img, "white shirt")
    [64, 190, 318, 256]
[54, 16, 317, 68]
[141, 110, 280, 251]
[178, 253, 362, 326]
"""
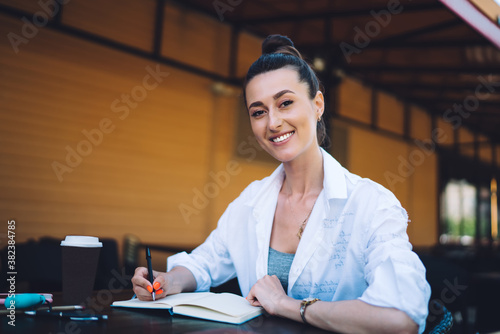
[168, 148, 431, 333]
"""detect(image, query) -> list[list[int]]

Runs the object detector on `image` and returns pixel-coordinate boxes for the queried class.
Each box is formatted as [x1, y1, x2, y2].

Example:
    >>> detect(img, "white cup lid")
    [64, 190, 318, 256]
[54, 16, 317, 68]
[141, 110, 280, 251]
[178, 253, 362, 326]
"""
[61, 236, 103, 247]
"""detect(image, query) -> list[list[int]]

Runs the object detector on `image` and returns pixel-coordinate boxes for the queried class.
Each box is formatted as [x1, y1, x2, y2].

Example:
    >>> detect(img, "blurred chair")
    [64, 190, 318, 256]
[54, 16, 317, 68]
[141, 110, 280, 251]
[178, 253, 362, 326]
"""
[123, 234, 141, 278]
[0, 237, 62, 293]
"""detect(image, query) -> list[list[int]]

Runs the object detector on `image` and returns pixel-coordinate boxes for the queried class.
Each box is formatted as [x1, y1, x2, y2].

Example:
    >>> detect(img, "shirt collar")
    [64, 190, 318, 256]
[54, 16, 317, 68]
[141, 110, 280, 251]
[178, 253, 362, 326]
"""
[245, 148, 348, 208]
[321, 147, 348, 200]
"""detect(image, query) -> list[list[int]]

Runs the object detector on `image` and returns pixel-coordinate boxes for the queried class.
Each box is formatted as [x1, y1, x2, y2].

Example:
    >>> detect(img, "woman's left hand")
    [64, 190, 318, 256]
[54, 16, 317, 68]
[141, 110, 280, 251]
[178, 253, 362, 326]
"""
[246, 275, 292, 316]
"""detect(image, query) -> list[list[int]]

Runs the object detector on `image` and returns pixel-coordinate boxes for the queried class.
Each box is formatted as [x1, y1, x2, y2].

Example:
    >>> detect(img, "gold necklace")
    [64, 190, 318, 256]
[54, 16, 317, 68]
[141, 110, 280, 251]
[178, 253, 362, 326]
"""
[287, 195, 314, 240]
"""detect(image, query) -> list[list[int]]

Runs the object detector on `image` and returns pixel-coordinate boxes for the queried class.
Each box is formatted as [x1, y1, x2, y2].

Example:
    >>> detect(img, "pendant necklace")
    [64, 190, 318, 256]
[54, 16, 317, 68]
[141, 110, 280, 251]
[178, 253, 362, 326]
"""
[287, 195, 315, 240]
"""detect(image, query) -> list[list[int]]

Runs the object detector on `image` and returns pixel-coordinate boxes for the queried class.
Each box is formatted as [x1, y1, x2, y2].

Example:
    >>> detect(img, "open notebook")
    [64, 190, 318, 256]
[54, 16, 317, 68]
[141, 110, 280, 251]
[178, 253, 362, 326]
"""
[112, 292, 262, 325]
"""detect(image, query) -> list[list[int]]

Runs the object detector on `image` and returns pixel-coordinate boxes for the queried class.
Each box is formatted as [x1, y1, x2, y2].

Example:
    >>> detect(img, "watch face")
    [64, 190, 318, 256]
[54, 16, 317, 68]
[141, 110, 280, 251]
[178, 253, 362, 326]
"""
[304, 297, 316, 302]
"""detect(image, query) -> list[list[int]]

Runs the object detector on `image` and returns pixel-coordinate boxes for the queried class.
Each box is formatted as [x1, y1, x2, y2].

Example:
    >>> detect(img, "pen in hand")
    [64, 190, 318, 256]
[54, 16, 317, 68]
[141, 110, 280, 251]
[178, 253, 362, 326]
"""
[146, 247, 156, 301]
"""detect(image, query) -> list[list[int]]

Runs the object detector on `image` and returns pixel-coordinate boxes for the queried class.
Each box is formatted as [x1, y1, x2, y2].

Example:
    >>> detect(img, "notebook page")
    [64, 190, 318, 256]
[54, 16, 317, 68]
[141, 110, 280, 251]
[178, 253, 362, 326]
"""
[174, 293, 257, 317]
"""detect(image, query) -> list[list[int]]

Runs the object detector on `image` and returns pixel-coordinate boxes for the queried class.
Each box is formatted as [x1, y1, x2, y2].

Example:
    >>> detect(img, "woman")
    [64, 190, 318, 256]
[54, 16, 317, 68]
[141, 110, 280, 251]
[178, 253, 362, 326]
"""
[132, 35, 431, 334]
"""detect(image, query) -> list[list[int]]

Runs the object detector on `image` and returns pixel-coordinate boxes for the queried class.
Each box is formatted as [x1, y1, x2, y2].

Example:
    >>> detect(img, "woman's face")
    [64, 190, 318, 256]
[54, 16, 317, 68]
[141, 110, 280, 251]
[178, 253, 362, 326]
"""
[245, 67, 324, 163]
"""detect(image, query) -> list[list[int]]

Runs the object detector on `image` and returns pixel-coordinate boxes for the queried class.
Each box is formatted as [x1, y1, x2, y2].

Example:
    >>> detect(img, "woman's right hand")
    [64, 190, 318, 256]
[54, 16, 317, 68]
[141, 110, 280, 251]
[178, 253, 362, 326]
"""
[131, 267, 169, 300]
[131, 266, 197, 301]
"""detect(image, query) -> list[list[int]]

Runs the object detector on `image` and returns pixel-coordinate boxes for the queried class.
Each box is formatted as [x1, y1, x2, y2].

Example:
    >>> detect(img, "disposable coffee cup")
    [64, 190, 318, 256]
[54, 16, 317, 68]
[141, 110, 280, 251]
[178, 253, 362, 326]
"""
[61, 236, 102, 305]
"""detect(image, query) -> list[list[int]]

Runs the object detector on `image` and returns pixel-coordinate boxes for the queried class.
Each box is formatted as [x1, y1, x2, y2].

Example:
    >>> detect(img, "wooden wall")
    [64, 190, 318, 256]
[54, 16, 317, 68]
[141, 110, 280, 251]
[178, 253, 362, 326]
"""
[0, 0, 455, 267]
[0, 1, 273, 261]
[338, 76, 439, 246]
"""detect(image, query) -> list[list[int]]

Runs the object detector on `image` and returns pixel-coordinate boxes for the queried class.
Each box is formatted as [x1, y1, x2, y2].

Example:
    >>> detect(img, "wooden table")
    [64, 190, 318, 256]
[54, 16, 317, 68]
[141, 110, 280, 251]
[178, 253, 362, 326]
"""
[1, 290, 333, 333]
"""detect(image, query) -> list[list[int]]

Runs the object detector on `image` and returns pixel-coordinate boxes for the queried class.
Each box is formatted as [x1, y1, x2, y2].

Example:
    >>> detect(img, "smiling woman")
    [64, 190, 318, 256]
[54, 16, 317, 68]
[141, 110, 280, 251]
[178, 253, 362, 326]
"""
[244, 35, 327, 149]
[245, 69, 323, 164]
[132, 35, 432, 334]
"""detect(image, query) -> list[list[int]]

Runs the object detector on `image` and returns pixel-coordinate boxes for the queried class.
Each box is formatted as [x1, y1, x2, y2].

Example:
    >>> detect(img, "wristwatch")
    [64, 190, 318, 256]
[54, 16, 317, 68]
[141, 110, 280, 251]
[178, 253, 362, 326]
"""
[300, 297, 320, 325]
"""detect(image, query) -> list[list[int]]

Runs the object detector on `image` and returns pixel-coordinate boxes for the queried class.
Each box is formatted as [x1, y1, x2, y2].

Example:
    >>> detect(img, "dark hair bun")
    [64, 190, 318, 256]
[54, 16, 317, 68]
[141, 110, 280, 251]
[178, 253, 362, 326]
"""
[262, 35, 293, 54]
[262, 35, 300, 58]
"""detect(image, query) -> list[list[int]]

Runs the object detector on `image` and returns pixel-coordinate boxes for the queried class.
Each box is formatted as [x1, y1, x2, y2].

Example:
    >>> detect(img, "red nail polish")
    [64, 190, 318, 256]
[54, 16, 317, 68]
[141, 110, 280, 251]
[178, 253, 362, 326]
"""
[146, 285, 153, 293]
[153, 282, 160, 290]
[156, 289, 164, 295]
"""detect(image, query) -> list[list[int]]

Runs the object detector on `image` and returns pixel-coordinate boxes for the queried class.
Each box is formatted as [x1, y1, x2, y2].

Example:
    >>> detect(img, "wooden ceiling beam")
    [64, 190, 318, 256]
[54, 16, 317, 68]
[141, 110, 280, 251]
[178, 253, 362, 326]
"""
[297, 39, 490, 53]
[380, 82, 493, 92]
[349, 64, 500, 75]
[409, 97, 500, 108]
[239, 3, 444, 24]
[369, 18, 463, 46]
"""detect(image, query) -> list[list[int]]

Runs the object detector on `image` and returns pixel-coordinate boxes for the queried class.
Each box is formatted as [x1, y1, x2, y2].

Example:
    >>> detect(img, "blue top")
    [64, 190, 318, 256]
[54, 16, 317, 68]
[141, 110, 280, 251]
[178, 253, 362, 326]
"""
[267, 247, 295, 293]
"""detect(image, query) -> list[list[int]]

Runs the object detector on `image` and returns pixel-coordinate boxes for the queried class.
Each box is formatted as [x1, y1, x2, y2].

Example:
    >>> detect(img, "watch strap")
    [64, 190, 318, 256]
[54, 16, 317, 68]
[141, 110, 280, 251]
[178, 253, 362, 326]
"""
[300, 298, 319, 325]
